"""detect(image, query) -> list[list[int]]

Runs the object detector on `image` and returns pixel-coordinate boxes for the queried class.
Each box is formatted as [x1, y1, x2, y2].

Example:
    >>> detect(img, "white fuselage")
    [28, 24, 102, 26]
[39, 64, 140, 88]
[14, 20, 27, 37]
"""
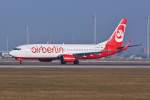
[9, 41, 107, 58]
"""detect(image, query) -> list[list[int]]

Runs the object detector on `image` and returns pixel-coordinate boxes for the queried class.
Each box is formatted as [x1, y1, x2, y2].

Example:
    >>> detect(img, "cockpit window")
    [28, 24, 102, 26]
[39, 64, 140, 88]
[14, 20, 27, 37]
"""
[13, 48, 21, 50]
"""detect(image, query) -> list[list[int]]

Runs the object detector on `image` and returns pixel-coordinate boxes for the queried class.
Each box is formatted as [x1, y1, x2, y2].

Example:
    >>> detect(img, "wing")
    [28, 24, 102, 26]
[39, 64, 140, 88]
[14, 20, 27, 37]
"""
[73, 43, 142, 57]
[60, 44, 142, 58]
[72, 52, 100, 57]
[72, 50, 113, 57]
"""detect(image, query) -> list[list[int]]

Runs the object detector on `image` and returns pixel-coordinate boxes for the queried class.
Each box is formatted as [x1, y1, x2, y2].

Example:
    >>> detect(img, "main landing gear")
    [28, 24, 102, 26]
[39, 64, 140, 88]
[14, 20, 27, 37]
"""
[74, 60, 79, 64]
[60, 59, 66, 64]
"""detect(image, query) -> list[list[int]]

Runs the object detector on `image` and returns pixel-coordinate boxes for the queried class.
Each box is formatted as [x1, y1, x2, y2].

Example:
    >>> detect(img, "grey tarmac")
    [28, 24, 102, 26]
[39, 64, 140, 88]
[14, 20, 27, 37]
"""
[0, 59, 150, 68]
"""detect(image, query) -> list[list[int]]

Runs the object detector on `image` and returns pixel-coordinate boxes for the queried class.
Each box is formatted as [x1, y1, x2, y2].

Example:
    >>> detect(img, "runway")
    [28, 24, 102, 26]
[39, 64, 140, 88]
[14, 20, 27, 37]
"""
[0, 59, 150, 68]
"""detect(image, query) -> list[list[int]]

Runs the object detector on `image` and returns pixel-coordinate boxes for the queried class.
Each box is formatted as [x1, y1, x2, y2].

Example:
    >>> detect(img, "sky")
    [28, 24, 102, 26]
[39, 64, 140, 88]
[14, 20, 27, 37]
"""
[0, 0, 149, 56]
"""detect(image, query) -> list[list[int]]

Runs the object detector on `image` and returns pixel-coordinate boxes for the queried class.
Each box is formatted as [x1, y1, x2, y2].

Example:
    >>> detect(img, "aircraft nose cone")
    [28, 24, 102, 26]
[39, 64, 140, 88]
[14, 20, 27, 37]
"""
[9, 50, 16, 57]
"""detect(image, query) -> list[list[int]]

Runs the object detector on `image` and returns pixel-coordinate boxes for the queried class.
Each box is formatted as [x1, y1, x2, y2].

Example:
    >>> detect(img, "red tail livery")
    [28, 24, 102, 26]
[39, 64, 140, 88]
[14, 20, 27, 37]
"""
[9, 18, 138, 64]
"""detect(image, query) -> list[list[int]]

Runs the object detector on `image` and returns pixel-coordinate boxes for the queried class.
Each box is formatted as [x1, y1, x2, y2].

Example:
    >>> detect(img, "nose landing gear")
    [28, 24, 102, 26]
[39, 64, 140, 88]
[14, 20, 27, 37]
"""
[15, 57, 23, 64]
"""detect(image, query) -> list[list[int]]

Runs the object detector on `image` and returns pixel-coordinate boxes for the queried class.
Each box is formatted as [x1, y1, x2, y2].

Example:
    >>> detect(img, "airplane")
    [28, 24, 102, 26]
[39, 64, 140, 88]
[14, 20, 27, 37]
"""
[9, 18, 136, 64]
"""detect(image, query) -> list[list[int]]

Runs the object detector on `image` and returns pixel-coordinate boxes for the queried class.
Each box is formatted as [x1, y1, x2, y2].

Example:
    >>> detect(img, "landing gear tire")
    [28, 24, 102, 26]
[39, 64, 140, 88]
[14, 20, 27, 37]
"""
[19, 60, 22, 64]
[60, 57, 66, 64]
[16, 58, 23, 64]
[61, 60, 66, 64]
[74, 60, 79, 64]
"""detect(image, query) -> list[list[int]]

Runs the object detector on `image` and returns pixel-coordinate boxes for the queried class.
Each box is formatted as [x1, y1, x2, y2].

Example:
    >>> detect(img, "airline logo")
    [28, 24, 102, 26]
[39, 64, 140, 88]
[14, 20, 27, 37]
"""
[115, 30, 124, 42]
[31, 45, 64, 53]
[106, 18, 127, 51]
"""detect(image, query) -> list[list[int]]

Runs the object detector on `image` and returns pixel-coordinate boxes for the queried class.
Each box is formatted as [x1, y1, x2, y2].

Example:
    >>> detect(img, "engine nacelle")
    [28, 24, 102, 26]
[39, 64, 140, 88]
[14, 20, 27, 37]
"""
[38, 58, 53, 62]
[63, 55, 76, 62]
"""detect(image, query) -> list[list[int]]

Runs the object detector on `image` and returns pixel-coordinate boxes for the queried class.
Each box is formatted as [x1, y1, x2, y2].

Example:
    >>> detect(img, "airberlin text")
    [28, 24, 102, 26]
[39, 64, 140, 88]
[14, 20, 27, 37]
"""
[31, 46, 64, 54]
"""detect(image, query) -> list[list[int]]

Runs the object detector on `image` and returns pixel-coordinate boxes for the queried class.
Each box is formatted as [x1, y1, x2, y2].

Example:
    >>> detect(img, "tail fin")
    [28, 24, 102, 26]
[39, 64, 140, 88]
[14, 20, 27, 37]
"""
[106, 18, 127, 50]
